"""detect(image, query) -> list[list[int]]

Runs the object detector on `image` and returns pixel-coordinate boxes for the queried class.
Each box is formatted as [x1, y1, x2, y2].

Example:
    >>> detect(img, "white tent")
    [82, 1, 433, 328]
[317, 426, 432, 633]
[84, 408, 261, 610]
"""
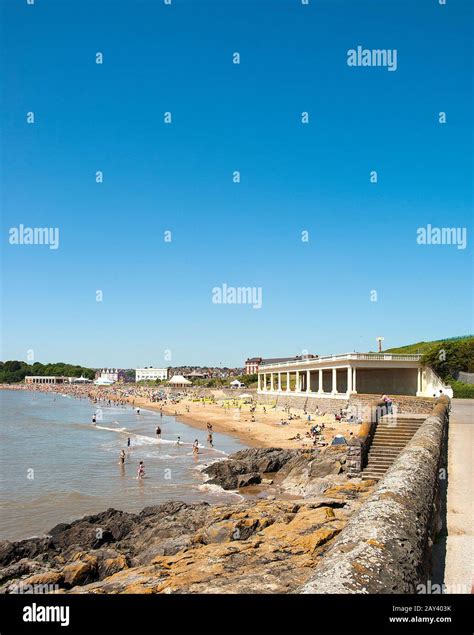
[168, 374, 192, 387]
[239, 393, 253, 399]
[230, 380, 244, 389]
[71, 375, 92, 384]
[94, 377, 115, 386]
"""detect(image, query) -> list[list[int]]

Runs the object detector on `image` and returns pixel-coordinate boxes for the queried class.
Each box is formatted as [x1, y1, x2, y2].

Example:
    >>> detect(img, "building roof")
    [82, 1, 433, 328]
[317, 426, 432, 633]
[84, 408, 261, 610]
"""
[247, 355, 317, 365]
[169, 375, 192, 385]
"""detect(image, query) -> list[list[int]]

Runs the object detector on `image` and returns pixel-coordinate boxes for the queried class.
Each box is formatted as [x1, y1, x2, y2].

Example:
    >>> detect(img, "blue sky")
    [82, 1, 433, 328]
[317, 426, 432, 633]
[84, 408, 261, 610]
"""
[1, 0, 472, 368]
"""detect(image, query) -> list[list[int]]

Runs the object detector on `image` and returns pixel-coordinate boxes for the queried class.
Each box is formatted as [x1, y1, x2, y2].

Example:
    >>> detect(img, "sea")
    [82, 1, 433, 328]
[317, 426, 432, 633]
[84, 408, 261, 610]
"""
[0, 389, 247, 541]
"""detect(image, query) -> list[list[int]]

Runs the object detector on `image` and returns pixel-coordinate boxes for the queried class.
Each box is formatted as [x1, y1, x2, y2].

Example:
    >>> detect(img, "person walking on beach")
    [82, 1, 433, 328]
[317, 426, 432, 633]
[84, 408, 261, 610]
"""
[156, 426, 161, 438]
[137, 461, 145, 479]
[192, 439, 199, 455]
[127, 437, 131, 448]
[120, 450, 126, 465]
[207, 431, 213, 447]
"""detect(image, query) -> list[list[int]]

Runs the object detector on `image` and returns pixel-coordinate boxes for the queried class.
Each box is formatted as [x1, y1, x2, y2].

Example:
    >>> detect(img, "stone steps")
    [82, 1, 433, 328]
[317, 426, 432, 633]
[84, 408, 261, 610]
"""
[362, 414, 426, 481]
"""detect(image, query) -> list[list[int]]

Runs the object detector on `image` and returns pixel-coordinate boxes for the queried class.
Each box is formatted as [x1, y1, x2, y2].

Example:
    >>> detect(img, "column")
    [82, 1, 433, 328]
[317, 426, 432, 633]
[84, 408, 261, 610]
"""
[306, 370, 311, 393]
[352, 367, 357, 393]
[332, 368, 338, 394]
[286, 371, 290, 392]
[295, 371, 300, 392]
[263, 373, 267, 391]
[417, 367, 422, 395]
[270, 373, 274, 391]
[278, 372, 282, 391]
[258, 374, 261, 391]
[318, 369, 323, 393]
[347, 366, 352, 394]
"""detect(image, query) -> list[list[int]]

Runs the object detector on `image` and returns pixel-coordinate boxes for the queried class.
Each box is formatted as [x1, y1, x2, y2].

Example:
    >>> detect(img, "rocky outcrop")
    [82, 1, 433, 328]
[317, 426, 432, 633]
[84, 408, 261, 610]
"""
[0, 447, 375, 594]
[202, 446, 348, 493]
[202, 448, 296, 490]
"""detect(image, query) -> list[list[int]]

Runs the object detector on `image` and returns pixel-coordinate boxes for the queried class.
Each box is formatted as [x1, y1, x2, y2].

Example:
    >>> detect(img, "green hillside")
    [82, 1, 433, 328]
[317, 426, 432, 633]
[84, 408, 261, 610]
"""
[385, 335, 473, 355]
[387, 336, 474, 398]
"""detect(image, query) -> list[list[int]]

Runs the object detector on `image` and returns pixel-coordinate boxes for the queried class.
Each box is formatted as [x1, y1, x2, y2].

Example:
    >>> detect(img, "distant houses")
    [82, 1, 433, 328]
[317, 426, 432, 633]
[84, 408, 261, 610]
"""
[95, 368, 127, 383]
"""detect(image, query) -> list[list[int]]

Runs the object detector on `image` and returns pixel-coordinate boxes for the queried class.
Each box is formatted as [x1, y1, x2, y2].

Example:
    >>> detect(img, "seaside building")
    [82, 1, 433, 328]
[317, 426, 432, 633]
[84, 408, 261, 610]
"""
[245, 354, 317, 375]
[135, 367, 168, 382]
[24, 375, 93, 385]
[95, 368, 126, 382]
[25, 376, 66, 384]
[257, 352, 453, 399]
[168, 375, 192, 388]
[184, 370, 209, 380]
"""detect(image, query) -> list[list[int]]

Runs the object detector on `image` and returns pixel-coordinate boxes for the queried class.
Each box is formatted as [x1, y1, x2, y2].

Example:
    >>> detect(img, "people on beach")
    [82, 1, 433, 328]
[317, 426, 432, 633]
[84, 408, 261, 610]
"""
[207, 431, 213, 447]
[156, 426, 161, 437]
[127, 437, 131, 448]
[192, 439, 199, 455]
[176, 436, 181, 446]
[136, 407, 140, 415]
[120, 450, 126, 465]
[92, 414, 96, 424]
[137, 461, 145, 479]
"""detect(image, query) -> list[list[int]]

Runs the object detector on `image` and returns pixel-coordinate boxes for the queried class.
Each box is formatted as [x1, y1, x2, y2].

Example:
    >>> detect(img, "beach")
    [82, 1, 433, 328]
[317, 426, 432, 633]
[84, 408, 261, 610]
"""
[2, 383, 360, 450]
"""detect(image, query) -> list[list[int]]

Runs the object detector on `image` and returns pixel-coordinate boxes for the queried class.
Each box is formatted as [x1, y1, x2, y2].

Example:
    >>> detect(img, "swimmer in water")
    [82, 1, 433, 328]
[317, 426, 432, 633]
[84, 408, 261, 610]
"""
[192, 439, 199, 455]
[137, 461, 145, 479]
[176, 436, 181, 446]
[156, 426, 161, 437]
[92, 414, 96, 424]
[207, 432, 213, 447]
[127, 437, 131, 448]
[136, 407, 140, 415]
[120, 450, 126, 465]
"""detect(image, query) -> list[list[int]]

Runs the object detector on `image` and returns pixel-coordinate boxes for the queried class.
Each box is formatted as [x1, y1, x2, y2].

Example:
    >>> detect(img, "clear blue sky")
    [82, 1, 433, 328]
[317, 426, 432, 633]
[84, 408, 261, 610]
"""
[1, 0, 472, 368]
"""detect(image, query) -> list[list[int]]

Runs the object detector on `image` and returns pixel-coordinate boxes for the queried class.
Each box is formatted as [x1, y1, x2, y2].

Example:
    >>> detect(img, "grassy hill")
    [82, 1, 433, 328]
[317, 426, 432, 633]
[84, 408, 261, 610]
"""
[387, 336, 474, 398]
[385, 335, 473, 355]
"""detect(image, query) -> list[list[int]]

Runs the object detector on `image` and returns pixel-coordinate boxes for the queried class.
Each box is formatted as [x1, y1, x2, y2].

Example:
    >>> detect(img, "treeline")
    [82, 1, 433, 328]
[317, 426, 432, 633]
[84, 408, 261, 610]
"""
[0, 361, 95, 383]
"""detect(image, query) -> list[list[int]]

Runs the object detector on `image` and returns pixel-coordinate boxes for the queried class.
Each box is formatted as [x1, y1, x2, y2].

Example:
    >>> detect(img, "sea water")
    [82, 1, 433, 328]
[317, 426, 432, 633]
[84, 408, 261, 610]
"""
[0, 390, 246, 540]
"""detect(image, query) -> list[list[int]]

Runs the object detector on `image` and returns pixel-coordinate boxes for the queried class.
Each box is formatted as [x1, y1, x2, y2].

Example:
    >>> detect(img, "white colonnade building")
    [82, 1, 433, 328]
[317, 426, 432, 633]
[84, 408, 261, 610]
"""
[257, 353, 453, 399]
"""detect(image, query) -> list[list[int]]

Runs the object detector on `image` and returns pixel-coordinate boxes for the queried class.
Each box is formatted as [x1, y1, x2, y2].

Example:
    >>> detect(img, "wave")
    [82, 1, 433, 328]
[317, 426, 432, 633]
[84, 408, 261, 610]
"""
[95, 425, 127, 433]
[196, 483, 243, 500]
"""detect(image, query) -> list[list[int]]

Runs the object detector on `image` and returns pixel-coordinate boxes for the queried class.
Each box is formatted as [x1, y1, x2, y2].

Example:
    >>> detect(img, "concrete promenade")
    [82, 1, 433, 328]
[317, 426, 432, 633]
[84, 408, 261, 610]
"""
[444, 398, 473, 592]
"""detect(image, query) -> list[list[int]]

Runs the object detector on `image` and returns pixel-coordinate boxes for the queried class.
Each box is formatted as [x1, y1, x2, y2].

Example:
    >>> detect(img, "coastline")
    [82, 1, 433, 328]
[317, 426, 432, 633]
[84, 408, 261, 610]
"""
[0, 384, 361, 450]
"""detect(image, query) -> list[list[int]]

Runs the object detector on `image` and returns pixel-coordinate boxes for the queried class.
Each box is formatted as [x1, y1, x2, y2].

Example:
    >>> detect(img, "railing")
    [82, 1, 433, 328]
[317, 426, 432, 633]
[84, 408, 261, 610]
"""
[259, 353, 421, 369]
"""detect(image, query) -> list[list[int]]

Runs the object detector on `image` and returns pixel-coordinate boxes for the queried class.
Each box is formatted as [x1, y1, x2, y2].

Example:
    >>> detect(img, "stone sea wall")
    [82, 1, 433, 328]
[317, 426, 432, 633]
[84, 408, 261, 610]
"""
[257, 392, 435, 415]
[299, 397, 450, 593]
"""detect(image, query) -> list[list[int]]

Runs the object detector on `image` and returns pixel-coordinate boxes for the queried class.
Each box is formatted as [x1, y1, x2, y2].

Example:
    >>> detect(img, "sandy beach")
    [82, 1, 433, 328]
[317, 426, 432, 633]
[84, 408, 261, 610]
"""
[153, 396, 360, 449]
